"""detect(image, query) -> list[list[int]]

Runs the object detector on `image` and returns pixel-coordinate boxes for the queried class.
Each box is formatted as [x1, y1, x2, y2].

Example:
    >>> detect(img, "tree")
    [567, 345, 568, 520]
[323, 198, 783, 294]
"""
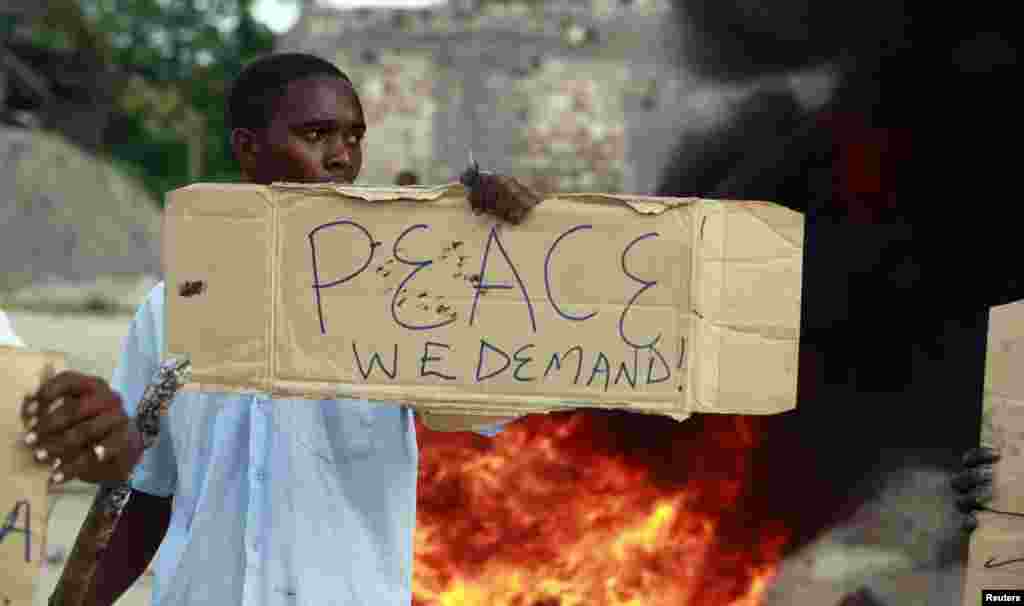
[24, 0, 276, 203]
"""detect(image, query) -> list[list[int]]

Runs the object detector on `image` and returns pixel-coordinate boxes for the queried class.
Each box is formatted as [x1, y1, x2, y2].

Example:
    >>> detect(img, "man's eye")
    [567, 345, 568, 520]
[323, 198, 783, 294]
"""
[346, 134, 363, 146]
[304, 130, 326, 142]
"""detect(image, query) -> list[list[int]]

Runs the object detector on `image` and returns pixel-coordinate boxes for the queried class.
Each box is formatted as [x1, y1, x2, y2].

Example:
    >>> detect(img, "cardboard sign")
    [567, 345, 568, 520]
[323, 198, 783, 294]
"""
[162, 183, 803, 424]
[1, 346, 67, 606]
[963, 300, 1024, 603]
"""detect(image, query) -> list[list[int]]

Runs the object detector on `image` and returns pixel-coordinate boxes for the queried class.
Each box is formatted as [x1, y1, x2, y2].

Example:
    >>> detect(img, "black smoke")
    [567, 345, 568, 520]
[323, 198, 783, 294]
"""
[651, 2, 1021, 601]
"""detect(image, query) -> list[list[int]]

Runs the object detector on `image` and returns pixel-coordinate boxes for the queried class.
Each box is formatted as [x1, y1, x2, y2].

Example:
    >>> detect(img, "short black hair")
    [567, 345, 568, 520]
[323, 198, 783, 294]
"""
[227, 53, 354, 132]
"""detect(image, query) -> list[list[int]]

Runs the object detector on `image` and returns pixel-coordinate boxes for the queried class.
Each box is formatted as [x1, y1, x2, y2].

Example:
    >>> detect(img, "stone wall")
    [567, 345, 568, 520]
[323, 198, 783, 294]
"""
[332, 48, 444, 185]
[279, 0, 703, 195]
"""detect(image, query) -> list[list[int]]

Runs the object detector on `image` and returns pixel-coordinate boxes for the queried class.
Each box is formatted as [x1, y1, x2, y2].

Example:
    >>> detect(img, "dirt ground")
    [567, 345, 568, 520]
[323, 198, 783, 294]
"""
[7, 309, 132, 381]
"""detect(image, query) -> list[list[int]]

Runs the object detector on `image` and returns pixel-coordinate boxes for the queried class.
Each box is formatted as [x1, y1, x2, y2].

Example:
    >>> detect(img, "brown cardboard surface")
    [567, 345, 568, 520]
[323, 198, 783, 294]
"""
[1, 346, 67, 605]
[163, 183, 803, 424]
[963, 300, 1024, 603]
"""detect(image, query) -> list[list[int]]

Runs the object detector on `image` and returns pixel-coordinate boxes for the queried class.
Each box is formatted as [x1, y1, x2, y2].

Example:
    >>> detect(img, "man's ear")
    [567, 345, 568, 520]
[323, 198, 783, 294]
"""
[230, 128, 261, 176]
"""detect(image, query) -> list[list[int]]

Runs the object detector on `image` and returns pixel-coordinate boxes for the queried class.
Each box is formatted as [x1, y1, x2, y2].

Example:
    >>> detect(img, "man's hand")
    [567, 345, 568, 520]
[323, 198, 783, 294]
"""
[21, 371, 143, 486]
[952, 446, 1001, 533]
[460, 162, 542, 225]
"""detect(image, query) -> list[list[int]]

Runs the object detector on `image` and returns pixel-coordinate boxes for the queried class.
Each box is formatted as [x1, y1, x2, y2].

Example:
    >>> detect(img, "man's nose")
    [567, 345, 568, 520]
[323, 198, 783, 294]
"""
[324, 137, 353, 172]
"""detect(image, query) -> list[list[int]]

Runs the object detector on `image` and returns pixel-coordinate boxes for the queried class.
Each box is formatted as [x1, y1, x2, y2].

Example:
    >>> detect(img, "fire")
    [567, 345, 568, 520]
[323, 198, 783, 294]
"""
[414, 411, 792, 606]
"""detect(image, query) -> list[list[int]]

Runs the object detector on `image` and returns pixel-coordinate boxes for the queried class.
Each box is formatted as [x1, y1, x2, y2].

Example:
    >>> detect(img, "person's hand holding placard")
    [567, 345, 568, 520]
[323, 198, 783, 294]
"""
[21, 371, 145, 487]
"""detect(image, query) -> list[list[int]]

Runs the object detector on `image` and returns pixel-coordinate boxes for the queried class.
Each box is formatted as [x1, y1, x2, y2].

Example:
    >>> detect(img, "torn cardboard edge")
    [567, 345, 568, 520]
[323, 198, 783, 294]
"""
[163, 182, 803, 427]
[270, 181, 703, 212]
[269, 183, 804, 248]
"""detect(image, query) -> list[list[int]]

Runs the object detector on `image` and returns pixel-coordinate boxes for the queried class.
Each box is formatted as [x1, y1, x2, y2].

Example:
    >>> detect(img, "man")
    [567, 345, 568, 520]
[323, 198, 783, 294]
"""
[21, 53, 533, 606]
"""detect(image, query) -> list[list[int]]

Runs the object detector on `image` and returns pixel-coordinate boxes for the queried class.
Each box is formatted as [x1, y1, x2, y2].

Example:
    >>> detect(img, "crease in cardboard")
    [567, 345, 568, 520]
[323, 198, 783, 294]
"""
[693, 203, 725, 411]
[667, 211, 691, 416]
[268, 198, 280, 396]
[717, 198, 731, 331]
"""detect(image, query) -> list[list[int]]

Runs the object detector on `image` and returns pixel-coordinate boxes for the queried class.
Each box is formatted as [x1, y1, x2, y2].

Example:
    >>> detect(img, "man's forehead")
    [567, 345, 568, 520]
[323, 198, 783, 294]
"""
[273, 76, 362, 123]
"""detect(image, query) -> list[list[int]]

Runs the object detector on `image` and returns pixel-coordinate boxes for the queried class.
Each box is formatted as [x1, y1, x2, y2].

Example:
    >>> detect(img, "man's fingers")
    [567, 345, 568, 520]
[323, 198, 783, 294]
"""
[24, 381, 122, 439]
[962, 511, 979, 534]
[72, 388, 123, 420]
[22, 395, 78, 437]
[22, 370, 101, 423]
[21, 394, 39, 420]
[50, 423, 139, 486]
[508, 177, 541, 211]
[470, 175, 498, 214]
[50, 448, 99, 486]
[956, 487, 994, 513]
[463, 168, 485, 212]
[21, 392, 68, 422]
[34, 413, 127, 462]
[497, 176, 540, 224]
[963, 446, 1001, 468]
[951, 467, 994, 493]
[25, 393, 95, 444]
[468, 174, 542, 224]
[34, 370, 97, 402]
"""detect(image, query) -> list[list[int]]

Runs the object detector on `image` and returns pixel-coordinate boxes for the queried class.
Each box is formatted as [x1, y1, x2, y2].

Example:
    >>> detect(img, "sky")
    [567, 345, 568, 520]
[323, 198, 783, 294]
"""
[252, 0, 448, 33]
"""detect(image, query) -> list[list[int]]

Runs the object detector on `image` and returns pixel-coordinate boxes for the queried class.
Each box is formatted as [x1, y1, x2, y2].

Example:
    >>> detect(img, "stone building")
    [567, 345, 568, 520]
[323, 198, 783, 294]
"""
[2, 2, 160, 303]
[279, 0, 731, 195]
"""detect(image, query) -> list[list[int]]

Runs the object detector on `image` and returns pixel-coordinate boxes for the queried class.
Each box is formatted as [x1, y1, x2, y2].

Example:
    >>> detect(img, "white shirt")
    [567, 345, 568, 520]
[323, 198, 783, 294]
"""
[0, 310, 24, 347]
[115, 283, 504, 605]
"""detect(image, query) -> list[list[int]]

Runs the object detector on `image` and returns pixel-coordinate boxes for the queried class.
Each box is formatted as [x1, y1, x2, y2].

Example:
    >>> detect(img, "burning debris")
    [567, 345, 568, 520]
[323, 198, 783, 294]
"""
[414, 412, 792, 606]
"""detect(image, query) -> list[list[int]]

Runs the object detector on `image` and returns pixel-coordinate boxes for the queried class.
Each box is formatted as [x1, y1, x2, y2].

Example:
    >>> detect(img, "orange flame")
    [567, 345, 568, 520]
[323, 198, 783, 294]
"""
[414, 411, 792, 606]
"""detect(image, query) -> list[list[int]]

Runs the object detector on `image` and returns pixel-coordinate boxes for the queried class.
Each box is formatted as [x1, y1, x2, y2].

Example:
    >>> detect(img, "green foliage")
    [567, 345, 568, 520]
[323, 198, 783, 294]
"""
[25, 0, 281, 204]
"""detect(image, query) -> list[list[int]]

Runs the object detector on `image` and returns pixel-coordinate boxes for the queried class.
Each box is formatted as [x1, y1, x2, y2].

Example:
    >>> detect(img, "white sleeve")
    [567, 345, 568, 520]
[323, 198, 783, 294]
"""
[0, 310, 25, 347]
[110, 285, 177, 497]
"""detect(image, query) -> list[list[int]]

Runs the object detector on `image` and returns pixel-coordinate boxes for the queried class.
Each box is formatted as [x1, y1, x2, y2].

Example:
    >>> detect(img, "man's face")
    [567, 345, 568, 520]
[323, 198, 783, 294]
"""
[236, 76, 366, 184]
